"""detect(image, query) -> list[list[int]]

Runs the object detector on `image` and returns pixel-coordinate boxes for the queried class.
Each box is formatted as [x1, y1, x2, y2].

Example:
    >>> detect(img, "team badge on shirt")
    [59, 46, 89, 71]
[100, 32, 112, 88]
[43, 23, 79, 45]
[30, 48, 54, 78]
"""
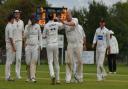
[97, 35, 103, 40]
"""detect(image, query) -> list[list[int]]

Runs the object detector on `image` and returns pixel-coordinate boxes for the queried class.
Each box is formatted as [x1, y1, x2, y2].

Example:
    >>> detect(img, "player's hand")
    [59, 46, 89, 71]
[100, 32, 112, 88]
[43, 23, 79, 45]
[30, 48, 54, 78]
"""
[12, 47, 16, 52]
[78, 60, 82, 65]
[24, 43, 27, 48]
[92, 44, 95, 48]
[38, 46, 41, 51]
[108, 50, 110, 54]
[107, 46, 111, 54]
[59, 18, 65, 24]
[83, 44, 87, 51]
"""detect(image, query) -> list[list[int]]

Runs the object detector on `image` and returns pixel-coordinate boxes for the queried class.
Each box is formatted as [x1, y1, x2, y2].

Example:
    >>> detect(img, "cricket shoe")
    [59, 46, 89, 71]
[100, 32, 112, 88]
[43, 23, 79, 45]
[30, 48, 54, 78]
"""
[113, 72, 117, 74]
[31, 78, 37, 83]
[97, 78, 103, 82]
[16, 76, 22, 80]
[56, 80, 61, 84]
[79, 78, 84, 83]
[51, 76, 56, 85]
[109, 72, 112, 74]
[102, 73, 107, 80]
[71, 78, 78, 83]
[25, 78, 31, 82]
[6, 77, 14, 81]
[74, 74, 80, 83]
[65, 81, 71, 84]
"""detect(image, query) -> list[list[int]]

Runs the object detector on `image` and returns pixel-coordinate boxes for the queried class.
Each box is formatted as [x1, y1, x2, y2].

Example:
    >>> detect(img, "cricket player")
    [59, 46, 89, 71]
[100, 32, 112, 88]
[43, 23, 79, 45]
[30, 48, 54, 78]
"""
[43, 14, 63, 84]
[13, 10, 24, 79]
[92, 19, 110, 81]
[24, 16, 42, 82]
[61, 10, 83, 83]
[5, 14, 16, 81]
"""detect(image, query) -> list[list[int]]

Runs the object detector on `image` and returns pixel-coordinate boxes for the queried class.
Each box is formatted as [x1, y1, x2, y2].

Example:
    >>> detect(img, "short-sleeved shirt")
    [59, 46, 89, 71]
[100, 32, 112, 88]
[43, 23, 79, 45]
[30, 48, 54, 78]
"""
[43, 21, 63, 45]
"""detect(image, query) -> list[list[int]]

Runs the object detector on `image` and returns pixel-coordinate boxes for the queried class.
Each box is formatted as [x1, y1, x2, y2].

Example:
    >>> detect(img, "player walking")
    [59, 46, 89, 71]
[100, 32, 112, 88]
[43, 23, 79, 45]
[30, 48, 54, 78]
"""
[92, 19, 110, 81]
[13, 10, 24, 79]
[24, 16, 42, 82]
[61, 10, 83, 83]
[43, 14, 63, 84]
[5, 14, 16, 81]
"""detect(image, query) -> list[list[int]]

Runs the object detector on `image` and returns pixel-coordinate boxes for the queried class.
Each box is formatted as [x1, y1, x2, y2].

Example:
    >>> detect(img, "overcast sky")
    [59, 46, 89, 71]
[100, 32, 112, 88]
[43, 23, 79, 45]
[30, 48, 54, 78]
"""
[47, 0, 127, 9]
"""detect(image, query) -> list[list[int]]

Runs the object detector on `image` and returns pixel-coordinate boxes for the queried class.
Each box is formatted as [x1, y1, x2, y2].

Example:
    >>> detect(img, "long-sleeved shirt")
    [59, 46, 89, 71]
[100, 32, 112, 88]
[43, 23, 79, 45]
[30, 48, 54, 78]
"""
[13, 19, 24, 41]
[93, 26, 110, 52]
[76, 24, 86, 45]
[24, 24, 42, 48]
[5, 23, 15, 43]
[109, 35, 119, 54]
[65, 18, 79, 44]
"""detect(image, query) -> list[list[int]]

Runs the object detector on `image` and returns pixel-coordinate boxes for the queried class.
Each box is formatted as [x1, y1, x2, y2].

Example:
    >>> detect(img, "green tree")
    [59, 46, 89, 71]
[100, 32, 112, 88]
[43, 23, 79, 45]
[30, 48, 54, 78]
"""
[0, 0, 47, 49]
[72, 1, 109, 50]
[86, 1, 109, 50]
[108, 1, 128, 57]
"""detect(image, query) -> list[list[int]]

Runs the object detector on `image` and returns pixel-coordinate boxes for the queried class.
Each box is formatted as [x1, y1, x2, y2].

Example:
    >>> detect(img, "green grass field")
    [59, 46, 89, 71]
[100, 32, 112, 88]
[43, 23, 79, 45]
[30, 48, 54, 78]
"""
[0, 64, 128, 89]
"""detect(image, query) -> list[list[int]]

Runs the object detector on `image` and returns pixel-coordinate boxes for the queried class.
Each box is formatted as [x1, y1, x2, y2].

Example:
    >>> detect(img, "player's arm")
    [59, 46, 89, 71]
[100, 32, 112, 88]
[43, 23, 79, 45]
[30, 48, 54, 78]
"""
[38, 25, 43, 49]
[83, 36, 87, 50]
[106, 30, 110, 53]
[81, 27, 87, 50]
[42, 26, 47, 39]
[63, 21, 75, 26]
[23, 25, 29, 47]
[92, 31, 97, 48]
[61, 18, 78, 27]
[9, 38, 16, 52]
[106, 31, 110, 50]
[22, 21, 25, 38]
[82, 27, 86, 44]
[57, 22, 65, 31]
[8, 28, 16, 52]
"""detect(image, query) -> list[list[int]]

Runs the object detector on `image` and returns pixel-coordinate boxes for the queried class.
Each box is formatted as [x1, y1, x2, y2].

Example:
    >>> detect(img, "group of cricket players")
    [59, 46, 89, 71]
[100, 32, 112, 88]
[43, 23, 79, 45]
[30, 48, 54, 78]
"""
[5, 9, 114, 84]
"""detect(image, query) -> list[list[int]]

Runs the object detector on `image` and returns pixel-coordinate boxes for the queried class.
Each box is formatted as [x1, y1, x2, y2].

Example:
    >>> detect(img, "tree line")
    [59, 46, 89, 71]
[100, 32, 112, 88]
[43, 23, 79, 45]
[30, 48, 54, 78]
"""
[0, 0, 128, 60]
[72, 1, 128, 60]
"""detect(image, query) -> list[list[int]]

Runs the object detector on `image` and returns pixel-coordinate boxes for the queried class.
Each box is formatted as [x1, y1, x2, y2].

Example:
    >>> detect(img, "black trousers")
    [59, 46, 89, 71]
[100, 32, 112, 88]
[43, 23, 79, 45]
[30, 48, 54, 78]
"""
[108, 54, 117, 72]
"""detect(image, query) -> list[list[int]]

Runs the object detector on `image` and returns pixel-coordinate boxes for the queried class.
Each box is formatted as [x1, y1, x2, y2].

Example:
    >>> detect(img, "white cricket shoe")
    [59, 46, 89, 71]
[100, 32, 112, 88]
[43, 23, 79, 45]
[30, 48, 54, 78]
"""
[65, 80, 71, 84]
[97, 77, 103, 82]
[16, 76, 22, 79]
[25, 78, 31, 82]
[109, 72, 112, 74]
[6, 76, 14, 81]
[113, 72, 117, 74]
[56, 80, 61, 84]
[31, 78, 36, 83]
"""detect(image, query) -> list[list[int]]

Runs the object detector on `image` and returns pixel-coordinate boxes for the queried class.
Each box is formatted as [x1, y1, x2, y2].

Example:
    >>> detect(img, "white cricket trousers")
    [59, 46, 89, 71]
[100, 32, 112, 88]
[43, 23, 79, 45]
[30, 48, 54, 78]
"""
[46, 43, 60, 81]
[15, 41, 22, 77]
[25, 45, 39, 79]
[73, 45, 83, 81]
[65, 43, 83, 82]
[5, 43, 15, 79]
[96, 50, 107, 80]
